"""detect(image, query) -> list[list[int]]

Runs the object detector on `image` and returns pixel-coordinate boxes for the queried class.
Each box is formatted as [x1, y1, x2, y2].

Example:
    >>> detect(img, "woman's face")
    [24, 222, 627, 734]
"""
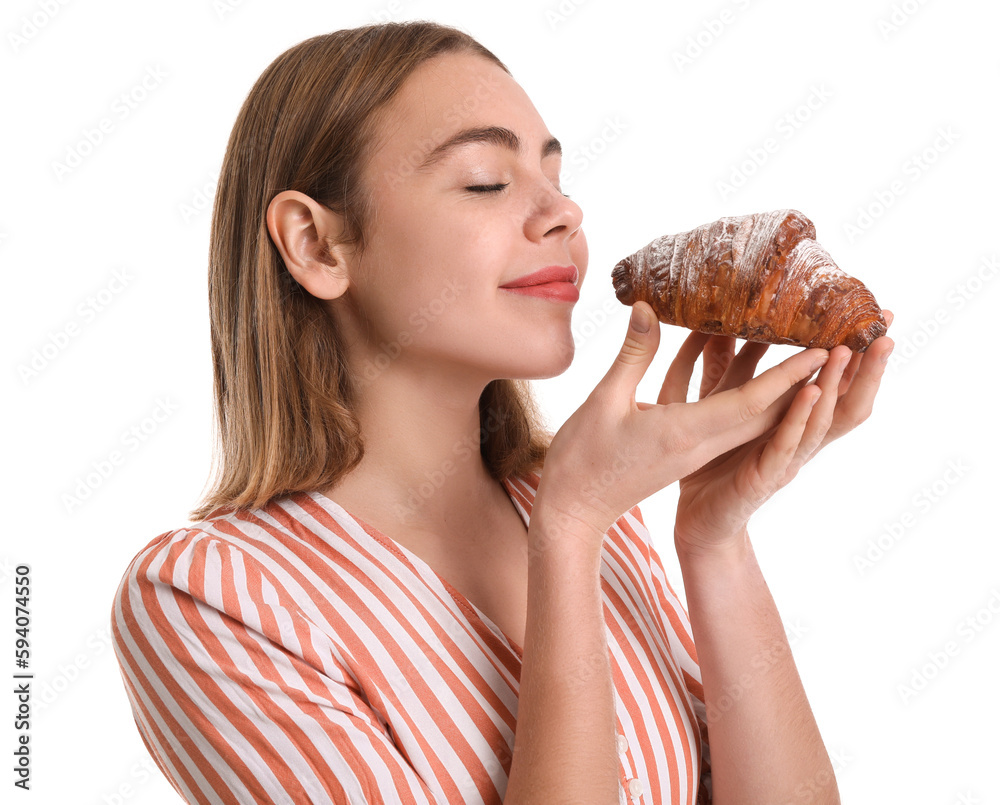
[337, 50, 588, 388]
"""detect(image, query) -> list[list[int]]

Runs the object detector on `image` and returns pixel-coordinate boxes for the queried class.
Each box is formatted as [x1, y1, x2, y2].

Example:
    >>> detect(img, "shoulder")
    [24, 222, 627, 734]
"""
[113, 525, 213, 595]
[113, 504, 253, 585]
[110, 508, 309, 678]
[110, 499, 289, 631]
[110, 524, 224, 681]
[111, 524, 234, 637]
[110, 490, 369, 631]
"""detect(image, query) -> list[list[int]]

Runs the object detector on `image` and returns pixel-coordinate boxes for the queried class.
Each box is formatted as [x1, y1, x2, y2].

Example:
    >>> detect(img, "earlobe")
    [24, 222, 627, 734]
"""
[265, 190, 351, 300]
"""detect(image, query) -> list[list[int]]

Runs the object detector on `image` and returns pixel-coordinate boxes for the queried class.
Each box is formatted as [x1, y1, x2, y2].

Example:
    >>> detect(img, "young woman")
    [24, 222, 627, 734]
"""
[111, 20, 893, 805]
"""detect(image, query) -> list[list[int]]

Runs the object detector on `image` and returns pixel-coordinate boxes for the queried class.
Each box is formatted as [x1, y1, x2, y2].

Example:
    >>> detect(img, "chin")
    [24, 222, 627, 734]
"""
[490, 315, 577, 374]
[525, 344, 577, 379]
[491, 345, 574, 381]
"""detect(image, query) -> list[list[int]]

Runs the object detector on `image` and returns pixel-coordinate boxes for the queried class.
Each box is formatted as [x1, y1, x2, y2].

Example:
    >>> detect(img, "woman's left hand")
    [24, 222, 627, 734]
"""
[666, 312, 894, 555]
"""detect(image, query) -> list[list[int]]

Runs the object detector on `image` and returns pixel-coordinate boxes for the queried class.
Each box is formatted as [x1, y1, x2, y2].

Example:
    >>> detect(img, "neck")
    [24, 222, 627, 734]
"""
[325, 364, 505, 531]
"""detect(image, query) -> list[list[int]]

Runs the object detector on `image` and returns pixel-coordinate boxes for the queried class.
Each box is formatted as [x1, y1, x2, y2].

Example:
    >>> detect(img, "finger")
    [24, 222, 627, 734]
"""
[600, 301, 662, 406]
[838, 349, 864, 397]
[797, 345, 851, 460]
[711, 339, 770, 395]
[837, 310, 894, 396]
[659, 330, 712, 405]
[839, 315, 891, 396]
[757, 385, 822, 484]
[685, 347, 830, 458]
[698, 335, 735, 400]
[824, 335, 894, 443]
[750, 369, 813, 431]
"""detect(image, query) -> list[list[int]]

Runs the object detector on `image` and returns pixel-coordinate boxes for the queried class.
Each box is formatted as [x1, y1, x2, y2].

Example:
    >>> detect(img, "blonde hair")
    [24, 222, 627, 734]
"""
[189, 21, 553, 522]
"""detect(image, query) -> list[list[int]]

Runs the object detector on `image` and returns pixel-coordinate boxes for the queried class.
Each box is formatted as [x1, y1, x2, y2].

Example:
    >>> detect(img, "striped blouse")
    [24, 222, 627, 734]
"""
[111, 468, 712, 804]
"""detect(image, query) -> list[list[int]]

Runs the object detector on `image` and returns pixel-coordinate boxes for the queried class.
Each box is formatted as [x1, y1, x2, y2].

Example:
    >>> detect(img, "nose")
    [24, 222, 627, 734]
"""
[524, 180, 584, 243]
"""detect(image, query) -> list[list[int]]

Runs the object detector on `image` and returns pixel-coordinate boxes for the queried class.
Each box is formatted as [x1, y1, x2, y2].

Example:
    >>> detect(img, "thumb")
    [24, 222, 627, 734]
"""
[600, 302, 660, 399]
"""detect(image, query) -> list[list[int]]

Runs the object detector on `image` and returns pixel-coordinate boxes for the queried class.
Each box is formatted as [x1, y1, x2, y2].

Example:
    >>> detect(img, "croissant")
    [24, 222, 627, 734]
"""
[610, 209, 886, 352]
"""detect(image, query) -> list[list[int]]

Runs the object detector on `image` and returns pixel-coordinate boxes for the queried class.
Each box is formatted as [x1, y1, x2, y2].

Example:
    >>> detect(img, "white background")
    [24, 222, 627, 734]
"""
[3, 0, 998, 802]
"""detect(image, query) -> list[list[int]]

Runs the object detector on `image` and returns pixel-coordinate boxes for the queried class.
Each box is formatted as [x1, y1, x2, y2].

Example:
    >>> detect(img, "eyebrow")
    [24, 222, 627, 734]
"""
[417, 125, 562, 171]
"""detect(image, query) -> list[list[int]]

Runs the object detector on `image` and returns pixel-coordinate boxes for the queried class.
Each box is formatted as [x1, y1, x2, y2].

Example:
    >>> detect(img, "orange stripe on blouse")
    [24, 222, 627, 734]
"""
[111, 466, 710, 804]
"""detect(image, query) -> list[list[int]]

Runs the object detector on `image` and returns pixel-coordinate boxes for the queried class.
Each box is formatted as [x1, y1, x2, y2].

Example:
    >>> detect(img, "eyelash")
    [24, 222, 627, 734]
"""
[466, 183, 509, 194]
[465, 182, 571, 199]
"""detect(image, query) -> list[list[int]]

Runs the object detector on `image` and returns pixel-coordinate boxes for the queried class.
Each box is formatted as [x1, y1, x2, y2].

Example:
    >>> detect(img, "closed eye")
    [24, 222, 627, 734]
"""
[465, 182, 571, 199]
[465, 183, 510, 194]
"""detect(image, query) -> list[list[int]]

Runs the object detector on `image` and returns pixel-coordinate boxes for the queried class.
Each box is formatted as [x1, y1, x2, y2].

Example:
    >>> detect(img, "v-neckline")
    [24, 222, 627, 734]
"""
[311, 475, 528, 659]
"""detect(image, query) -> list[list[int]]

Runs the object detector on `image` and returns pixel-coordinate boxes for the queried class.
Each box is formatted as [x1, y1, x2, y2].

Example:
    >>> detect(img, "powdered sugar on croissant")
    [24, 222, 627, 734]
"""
[611, 209, 887, 351]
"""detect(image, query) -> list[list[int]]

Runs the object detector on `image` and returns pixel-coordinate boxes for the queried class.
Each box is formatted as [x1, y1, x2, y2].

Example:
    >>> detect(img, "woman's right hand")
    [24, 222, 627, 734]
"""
[532, 301, 831, 551]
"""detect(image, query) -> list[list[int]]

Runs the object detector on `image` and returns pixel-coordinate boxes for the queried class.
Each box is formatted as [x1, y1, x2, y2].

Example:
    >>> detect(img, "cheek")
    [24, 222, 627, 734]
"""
[359, 225, 485, 328]
[382, 198, 509, 282]
[375, 190, 473, 266]
[574, 231, 590, 283]
[362, 183, 519, 309]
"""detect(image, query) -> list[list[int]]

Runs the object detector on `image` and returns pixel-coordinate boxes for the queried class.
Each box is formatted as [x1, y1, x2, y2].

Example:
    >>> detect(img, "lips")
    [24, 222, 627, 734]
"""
[500, 265, 579, 288]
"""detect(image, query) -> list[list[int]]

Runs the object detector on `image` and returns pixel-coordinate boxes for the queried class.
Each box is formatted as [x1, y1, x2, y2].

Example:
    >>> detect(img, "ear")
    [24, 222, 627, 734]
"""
[266, 190, 354, 300]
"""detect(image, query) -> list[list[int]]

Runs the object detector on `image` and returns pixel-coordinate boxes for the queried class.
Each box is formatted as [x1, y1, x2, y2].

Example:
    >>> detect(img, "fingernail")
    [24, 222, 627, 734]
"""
[881, 349, 892, 365]
[811, 352, 829, 372]
[630, 306, 650, 333]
